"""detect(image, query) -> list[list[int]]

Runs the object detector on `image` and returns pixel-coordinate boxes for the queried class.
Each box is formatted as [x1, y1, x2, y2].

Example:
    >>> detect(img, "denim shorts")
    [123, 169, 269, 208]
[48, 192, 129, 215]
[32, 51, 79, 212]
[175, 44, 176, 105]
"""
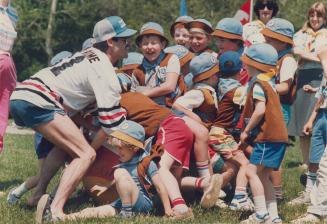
[34, 132, 53, 159]
[10, 100, 65, 128]
[309, 110, 327, 164]
[250, 142, 287, 169]
[111, 191, 153, 214]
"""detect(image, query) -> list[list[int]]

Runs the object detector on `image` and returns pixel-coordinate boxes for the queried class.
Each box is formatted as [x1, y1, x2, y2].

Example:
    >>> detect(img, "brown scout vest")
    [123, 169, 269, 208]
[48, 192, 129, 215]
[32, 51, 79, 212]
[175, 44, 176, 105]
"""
[194, 88, 218, 128]
[242, 79, 288, 143]
[213, 88, 240, 129]
[120, 92, 172, 138]
[276, 54, 297, 105]
[132, 53, 187, 107]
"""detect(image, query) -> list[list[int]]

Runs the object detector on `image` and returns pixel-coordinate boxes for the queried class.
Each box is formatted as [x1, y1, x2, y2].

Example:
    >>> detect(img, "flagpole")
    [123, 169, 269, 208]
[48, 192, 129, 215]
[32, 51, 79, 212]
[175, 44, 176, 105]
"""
[249, 0, 253, 22]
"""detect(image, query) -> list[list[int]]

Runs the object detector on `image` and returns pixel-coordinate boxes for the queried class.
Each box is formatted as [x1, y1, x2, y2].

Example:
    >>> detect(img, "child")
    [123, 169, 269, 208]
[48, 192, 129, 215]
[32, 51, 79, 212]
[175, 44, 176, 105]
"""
[240, 43, 288, 223]
[170, 15, 193, 48]
[209, 51, 253, 211]
[212, 18, 249, 85]
[262, 18, 297, 203]
[185, 19, 217, 56]
[132, 22, 181, 108]
[164, 45, 194, 90]
[62, 120, 173, 221]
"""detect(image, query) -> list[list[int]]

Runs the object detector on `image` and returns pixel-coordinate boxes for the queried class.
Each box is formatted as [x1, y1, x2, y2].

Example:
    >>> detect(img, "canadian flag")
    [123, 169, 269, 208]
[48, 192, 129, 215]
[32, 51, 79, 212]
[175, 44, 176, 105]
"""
[234, 0, 252, 25]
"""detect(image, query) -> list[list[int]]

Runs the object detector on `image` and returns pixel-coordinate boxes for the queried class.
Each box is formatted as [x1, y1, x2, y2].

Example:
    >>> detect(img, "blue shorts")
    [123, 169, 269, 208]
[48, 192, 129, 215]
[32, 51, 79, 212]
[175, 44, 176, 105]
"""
[309, 110, 327, 164]
[34, 132, 53, 159]
[10, 100, 65, 128]
[111, 191, 153, 214]
[250, 142, 287, 169]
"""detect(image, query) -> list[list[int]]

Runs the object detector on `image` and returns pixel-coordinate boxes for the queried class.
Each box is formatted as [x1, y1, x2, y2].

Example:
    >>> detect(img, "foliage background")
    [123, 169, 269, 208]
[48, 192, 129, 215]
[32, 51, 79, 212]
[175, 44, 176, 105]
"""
[11, 0, 323, 80]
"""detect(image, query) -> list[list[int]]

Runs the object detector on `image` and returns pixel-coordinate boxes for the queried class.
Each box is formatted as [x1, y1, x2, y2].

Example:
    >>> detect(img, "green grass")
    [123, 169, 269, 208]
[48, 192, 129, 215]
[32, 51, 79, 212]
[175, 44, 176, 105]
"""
[0, 134, 313, 223]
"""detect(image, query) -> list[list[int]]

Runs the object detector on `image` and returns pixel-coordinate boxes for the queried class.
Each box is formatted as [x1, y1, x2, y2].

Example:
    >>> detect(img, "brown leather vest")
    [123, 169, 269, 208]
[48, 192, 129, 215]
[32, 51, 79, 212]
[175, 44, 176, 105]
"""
[242, 79, 288, 143]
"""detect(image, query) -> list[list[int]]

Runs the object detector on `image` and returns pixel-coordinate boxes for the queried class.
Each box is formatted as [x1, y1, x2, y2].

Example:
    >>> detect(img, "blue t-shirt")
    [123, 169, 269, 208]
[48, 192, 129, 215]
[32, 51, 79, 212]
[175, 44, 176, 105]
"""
[115, 152, 158, 197]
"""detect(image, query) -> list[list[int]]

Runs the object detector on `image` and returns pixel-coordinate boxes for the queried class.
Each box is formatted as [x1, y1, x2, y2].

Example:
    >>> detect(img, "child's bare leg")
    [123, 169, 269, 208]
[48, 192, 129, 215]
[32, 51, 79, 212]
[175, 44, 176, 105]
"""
[258, 168, 279, 221]
[246, 164, 268, 216]
[114, 168, 139, 217]
[229, 151, 254, 210]
[65, 205, 116, 221]
[270, 168, 283, 201]
[159, 152, 189, 213]
[183, 116, 212, 176]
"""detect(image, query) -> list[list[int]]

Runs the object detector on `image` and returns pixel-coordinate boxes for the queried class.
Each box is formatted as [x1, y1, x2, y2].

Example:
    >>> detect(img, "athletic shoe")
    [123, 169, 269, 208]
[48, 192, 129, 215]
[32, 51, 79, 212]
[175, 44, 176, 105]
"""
[290, 213, 321, 223]
[271, 217, 283, 224]
[229, 195, 254, 211]
[200, 174, 223, 209]
[7, 187, 20, 205]
[215, 198, 228, 208]
[240, 213, 271, 224]
[36, 194, 57, 224]
[287, 191, 311, 206]
[170, 208, 194, 220]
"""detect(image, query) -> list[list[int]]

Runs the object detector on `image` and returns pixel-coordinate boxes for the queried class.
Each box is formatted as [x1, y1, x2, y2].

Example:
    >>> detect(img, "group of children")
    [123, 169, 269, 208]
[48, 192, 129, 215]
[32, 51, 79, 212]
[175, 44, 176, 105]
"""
[4, 11, 327, 224]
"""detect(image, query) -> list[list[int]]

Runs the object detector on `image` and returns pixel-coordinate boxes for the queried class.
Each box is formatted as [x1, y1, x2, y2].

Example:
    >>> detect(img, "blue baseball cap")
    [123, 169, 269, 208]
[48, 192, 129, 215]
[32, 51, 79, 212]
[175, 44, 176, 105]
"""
[136, 22, 169, 48]
[240, 43, 278, 72]
[190, 52, 219, 83]
[212, 18, 243, 41]
[121, 52, 144, 71]
[116, 72, 132, 92]
[82, 38, 95, 50]
[261, 18, 294, 44]
[186, 19, 214, 34]
[93, 16, 137, 43]
[50, 51, 72, 66]
[170, 15, 193, 37]
[164, 45, 194, 66]
[110, 120, 145, 149]
[219, 51, 242, 76]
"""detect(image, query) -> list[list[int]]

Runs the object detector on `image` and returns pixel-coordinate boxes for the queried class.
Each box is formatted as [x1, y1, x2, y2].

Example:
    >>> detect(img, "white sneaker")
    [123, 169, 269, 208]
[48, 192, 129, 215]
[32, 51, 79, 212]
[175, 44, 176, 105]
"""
[7, 188, 20, 205]
[240, 213, 270, 224]
[290, 213, 321, 223]
[229, 196, 254, 211]
[219, 190, 226, 198]
[215, 198, 228, 208]
[287, 191, 311, 206]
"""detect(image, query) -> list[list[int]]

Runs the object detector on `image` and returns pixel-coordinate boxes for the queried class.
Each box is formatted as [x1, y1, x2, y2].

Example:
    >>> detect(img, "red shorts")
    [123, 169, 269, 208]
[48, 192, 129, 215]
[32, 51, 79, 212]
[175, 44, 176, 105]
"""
[156, 115, 194, 169]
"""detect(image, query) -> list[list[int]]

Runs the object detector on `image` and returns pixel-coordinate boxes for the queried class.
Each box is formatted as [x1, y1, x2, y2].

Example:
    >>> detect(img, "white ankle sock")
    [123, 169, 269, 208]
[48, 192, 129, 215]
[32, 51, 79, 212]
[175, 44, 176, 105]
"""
[253, 195, 268, 216]
[13, 182, 28, 197]
[266, 200, 279, 220]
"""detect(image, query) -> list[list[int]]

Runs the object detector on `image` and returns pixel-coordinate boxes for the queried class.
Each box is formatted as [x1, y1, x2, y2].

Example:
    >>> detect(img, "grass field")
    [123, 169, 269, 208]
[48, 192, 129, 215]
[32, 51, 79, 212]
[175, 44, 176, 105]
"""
[0, 134, 312, 223]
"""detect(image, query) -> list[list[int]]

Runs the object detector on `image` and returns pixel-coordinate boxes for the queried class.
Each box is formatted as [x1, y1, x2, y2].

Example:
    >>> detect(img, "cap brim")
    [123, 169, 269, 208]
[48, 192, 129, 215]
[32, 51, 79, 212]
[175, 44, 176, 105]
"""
[115, 28, 137, 38]
[240, 55, 276, 73]
[261, 28, 293, 45]
[193, 66, 219, 83]
[110, 131, 144, 149]
[212, 30, 243, 41]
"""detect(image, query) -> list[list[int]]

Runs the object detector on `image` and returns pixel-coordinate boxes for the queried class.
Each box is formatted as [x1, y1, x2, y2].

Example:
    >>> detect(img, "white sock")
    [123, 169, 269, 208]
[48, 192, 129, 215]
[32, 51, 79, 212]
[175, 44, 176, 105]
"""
[12, 182, 28, 197]
[253, 195, 268, 216]
[196, 160, 210, 177]
[306, 171, 317, 193]
[266, 200, 279, 220]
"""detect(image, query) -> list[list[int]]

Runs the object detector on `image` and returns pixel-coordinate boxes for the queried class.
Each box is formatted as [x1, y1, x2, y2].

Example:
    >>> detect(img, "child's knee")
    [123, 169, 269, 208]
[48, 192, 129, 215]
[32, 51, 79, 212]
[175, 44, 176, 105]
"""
[114, 168, 130, 181]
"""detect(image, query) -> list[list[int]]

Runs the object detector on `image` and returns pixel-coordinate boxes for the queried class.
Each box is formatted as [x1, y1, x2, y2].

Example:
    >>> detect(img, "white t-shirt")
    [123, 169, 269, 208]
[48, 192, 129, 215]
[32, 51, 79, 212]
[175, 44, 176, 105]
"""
[11, 47, 126, 133]
[279, 56, 298, 82]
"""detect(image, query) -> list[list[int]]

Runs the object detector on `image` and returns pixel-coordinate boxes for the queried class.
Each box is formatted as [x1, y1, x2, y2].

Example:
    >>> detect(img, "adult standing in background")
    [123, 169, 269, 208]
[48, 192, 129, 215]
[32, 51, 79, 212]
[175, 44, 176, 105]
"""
[0, 0, 18, 153]
[242, 0, 279, 46]
[288, 2, 327, 169]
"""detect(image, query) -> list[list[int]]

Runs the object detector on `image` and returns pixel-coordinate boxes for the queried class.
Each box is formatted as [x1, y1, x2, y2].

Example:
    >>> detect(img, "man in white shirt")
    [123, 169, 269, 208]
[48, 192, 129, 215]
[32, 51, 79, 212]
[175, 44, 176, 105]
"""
[10, 16, 136, 223]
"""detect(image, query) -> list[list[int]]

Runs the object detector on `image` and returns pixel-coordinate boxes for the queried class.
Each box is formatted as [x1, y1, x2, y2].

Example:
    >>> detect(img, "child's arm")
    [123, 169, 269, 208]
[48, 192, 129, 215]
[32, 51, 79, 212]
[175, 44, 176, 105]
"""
[303, 96, 322, 135]
[172, 102, 202, 123]
[142, 72, 179, 97]
[303, 84, 319, 93]
[275, 82, 289, 95]
[240, 100, 265, 144]
[151, 173, 174, 217]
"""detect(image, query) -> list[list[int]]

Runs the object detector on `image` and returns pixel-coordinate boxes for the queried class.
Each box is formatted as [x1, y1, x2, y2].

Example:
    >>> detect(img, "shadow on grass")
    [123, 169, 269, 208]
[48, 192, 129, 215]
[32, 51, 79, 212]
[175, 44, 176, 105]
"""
[0, 179, 22, 190]
[284, 160, 302, 168]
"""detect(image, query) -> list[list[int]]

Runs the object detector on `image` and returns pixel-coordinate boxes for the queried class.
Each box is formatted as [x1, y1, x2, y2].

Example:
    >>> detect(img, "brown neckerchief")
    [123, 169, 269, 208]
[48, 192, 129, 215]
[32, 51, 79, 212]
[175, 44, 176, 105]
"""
[137, 143, 164, 197]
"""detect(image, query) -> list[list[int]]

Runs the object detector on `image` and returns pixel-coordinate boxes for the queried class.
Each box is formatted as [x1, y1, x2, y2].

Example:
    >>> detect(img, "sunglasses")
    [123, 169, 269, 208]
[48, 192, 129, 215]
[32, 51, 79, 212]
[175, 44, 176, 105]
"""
[112, 37, 129, 46]
[257, 2, 274, 10]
